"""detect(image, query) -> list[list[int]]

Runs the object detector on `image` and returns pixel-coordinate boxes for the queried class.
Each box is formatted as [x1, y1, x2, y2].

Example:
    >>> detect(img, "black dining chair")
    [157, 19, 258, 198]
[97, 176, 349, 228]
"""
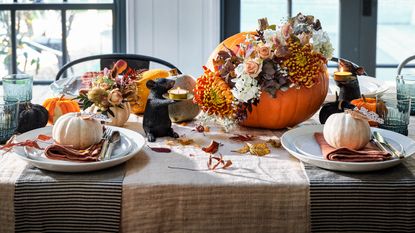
[55, 53, 182, 80]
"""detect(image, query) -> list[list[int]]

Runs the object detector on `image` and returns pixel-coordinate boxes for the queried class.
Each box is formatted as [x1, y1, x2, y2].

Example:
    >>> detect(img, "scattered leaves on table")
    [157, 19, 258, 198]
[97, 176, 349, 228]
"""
[147, 145, 172, 153]
[232, 143, 270, 156]
[207, 154, 232, 170]
[37, 134, 52, 141]
[202, 140, 220, 154]
[165, 140, 176, 146]
[232, 144, 250, 154]
[267, 137, 281, 148]
[178, 122, 189, 126]
[229, 134, 256, 142]
[177, 137, 195, 146]
[194, 125, 209, 133]
[0, 139, 43, 155]
[248, 143, 270, 156]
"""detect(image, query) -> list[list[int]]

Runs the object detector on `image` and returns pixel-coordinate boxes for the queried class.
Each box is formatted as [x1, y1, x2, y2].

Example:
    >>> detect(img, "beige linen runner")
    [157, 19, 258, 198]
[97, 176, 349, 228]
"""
[122, 119, 310, 233]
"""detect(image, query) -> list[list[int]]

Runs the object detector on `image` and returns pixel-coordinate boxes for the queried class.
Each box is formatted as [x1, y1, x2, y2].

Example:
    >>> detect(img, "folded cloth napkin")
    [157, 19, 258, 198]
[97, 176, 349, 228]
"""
[45, 140, 104, 162]
[314, 133, 392, 162]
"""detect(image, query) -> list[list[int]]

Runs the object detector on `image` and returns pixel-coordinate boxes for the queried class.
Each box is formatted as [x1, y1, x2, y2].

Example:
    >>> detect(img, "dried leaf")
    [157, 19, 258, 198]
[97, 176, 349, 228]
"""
[37, 134, 52, 141]
[247, 143, 270, 156]
[207, 154, 232, 170]
[232, 144, 250, 154]
[165, 140, 176, 146]
[179, 122, 188, 126]
[194, 125, 209, 133]
[222, 160, 233, 169]
[0, 140, 44, 155]
[177, 137, 194, 146]
[229, 134, 255, 142]
[267, 138, 281, 148]
[147, 145, 171, 153]
[202, 140, 220, 154]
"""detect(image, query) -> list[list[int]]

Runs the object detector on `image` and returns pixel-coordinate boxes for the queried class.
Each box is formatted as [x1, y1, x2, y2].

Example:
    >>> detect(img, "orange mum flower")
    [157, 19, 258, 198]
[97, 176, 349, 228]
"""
[193, 67, 235, 117]
[282, 38, 327, 88]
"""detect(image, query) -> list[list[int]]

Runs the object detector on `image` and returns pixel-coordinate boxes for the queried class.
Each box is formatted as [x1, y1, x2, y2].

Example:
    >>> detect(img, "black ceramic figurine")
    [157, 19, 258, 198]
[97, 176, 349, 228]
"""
[334, 59, 366, 102]
[143, 78, 179, 142]
[319, 92, 355, 124]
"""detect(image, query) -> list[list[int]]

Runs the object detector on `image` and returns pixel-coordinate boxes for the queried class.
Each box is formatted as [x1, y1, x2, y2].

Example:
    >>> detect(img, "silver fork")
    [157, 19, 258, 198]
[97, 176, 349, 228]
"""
[99, 128, 113, 161]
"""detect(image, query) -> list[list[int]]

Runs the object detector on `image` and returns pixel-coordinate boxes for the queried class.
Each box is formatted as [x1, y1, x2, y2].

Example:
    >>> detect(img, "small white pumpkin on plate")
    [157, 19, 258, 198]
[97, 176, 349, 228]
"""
[52, 112, 103, 149]
[323, 111, 371, 150]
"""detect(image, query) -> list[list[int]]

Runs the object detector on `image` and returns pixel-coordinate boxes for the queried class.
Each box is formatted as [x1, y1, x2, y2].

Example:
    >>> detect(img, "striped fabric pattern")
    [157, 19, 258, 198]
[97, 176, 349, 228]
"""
[14, 164, 125, 233]
[304, 158, 415, 233]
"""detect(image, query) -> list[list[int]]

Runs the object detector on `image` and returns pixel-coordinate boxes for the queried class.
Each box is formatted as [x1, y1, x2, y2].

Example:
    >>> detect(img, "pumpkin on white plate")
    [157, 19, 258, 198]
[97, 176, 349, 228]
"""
[52, 112, 103, 149]
[88, 102, 131, 127]
[323, 111, 371, 150]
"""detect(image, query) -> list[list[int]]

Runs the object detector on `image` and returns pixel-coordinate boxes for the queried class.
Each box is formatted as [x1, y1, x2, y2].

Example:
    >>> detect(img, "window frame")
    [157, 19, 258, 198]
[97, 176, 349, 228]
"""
[0, 0, 126, 85]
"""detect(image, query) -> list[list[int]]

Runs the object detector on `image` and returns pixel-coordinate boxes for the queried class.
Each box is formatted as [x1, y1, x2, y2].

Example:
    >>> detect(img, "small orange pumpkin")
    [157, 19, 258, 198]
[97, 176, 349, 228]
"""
[43, 95, 81, 124]
[206, 32, 329, 129]
[350, 95, 377, 112]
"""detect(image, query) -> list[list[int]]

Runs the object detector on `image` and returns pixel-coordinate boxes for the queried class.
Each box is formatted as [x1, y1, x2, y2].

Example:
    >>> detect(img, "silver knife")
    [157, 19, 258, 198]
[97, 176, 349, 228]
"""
[373, 131, 404, 159]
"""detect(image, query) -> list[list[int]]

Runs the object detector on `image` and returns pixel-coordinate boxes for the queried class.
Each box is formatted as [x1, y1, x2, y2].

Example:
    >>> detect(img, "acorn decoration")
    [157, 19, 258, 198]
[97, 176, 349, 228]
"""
[319, 92, 355, 124]
[17, 102, 49, 133]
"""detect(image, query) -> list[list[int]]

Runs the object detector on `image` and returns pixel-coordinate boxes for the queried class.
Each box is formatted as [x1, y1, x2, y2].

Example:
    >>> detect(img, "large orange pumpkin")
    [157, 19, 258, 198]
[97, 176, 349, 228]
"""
[42, 96, 81, 124]
[206, 32, 329, 129]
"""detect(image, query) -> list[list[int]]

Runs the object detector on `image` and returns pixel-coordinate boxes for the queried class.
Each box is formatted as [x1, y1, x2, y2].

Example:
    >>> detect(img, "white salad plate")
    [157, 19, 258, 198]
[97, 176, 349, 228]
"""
[12, 126, 145, 172]
[325, 75, 390, 102]
[281, 125, 415, 172]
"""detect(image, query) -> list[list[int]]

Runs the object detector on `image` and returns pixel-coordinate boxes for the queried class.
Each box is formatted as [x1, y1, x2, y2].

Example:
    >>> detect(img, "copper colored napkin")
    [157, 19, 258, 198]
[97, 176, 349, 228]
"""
[314, 133, 392, 162]
[45, 140, 104, 162]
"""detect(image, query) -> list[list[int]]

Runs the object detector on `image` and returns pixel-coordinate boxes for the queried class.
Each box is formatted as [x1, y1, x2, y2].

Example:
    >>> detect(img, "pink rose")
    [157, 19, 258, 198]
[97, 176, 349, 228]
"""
[108, 89, 123, 105]
[257, 45, 272, 59]
[244, 60, 262, 78]
[298, 32, 310, 45]
[282, 23, 293, 39]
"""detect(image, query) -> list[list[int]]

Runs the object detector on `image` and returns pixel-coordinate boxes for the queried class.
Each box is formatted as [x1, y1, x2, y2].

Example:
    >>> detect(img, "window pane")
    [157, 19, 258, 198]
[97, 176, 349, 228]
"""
[377, 0, 415, 65]
[241, 0, 339, 58]
[292, 0, 339, 58]
[18, 0, 64, 3]
[0, 0, 13, 3]
[16, 10, 61, 80]
[241, 0, 287, 31]
[0, 11, 11, 77]
[66, 10, 112, 76]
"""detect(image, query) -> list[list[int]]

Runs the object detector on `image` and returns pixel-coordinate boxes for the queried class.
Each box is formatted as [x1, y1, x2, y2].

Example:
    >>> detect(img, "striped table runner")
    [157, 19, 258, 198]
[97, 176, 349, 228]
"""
[14, 164, 125, 233]
[304, 158, 415, 233]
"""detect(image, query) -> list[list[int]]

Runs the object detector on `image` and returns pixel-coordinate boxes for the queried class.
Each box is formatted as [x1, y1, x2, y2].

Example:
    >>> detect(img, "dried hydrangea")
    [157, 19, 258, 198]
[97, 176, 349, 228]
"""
[311, 29, 334, 59]
[231, 73, 261, 103]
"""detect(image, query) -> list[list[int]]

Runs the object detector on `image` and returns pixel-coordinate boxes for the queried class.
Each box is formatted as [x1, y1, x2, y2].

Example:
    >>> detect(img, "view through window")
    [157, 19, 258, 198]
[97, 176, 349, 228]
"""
[0, 0, 122, 83]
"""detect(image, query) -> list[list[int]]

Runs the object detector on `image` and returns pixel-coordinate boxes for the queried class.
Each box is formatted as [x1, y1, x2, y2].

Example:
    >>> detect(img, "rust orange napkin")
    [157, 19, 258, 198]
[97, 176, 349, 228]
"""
[45, 140, 104, 162]
[314, 133, 392, 162]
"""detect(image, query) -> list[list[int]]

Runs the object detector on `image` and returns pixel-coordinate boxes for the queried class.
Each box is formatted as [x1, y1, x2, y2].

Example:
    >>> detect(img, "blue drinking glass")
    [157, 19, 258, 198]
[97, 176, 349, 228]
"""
[0, 97, 20, 144]
[2, 74, 33, 103]
[378, 93, 411, 136]
[397, 74, 415, 115]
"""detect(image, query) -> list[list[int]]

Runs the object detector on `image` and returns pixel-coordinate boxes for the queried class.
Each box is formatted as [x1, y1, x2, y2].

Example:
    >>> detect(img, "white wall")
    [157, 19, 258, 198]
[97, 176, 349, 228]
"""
[126, 0, 220, 77]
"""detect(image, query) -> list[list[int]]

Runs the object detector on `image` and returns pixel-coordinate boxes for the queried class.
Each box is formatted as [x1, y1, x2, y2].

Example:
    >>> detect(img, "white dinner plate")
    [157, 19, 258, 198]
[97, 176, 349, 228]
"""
[12, 126, 145, 172]
[281, 125, 415, 172]
[326, 75, 390, 102]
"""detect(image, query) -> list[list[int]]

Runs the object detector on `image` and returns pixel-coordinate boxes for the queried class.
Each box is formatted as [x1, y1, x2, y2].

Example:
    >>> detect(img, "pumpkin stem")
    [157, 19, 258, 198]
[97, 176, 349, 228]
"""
[362, 94, 367, 103]
[338, 100, 344, 111]
[59, 94, 65, 101]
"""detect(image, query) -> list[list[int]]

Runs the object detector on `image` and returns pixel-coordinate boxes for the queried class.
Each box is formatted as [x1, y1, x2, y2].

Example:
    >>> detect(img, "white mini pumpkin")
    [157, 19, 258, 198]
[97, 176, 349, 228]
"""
[323, 112, 371, 150]
[52, 112, 103, 149]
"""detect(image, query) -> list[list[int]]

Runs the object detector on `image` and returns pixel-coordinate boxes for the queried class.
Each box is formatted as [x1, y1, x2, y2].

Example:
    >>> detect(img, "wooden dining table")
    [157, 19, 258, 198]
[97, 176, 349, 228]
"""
[0, 85, 415, 233]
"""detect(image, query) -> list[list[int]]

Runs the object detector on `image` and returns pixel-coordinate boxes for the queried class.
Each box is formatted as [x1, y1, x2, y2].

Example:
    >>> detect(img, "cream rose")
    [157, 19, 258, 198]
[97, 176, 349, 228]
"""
[257, 45, 272, 59]
[244, 60, 262, 78]
[108, 89, 123, 105]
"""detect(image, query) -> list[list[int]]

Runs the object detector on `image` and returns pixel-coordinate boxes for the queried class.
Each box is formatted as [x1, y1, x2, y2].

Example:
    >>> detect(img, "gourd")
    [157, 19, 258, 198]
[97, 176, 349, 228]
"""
[88, 102, 131, 127]
[168, 74, 200, 122]
[43, 96, 81, 124]
[52, 112, 103, 149]
[16, 103, 49, 133]
[319, 93, 355, 124]
[351, 95, 388, 126]
[323, 111, 371, 150]
[131, 69, 170, 114]
[207, 32, 329, 129]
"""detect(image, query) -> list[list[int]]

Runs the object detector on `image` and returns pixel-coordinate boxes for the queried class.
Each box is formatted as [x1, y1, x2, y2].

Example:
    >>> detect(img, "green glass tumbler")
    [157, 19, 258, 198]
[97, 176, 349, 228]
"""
[397, 74, 415, 115]
[377, 93, 411, 136]
[0, 97, 20, 144]
[2, 74, 33, 103]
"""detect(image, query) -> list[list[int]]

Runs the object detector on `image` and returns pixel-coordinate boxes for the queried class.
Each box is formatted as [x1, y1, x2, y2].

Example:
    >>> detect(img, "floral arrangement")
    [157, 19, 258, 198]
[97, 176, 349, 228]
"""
[76, 60, 140, 116]
[194, 13, 333, 128]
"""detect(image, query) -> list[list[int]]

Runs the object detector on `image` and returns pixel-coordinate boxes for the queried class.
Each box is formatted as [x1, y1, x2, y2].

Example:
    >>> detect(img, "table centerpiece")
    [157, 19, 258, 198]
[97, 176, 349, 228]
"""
[194, 13, 334, 130]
